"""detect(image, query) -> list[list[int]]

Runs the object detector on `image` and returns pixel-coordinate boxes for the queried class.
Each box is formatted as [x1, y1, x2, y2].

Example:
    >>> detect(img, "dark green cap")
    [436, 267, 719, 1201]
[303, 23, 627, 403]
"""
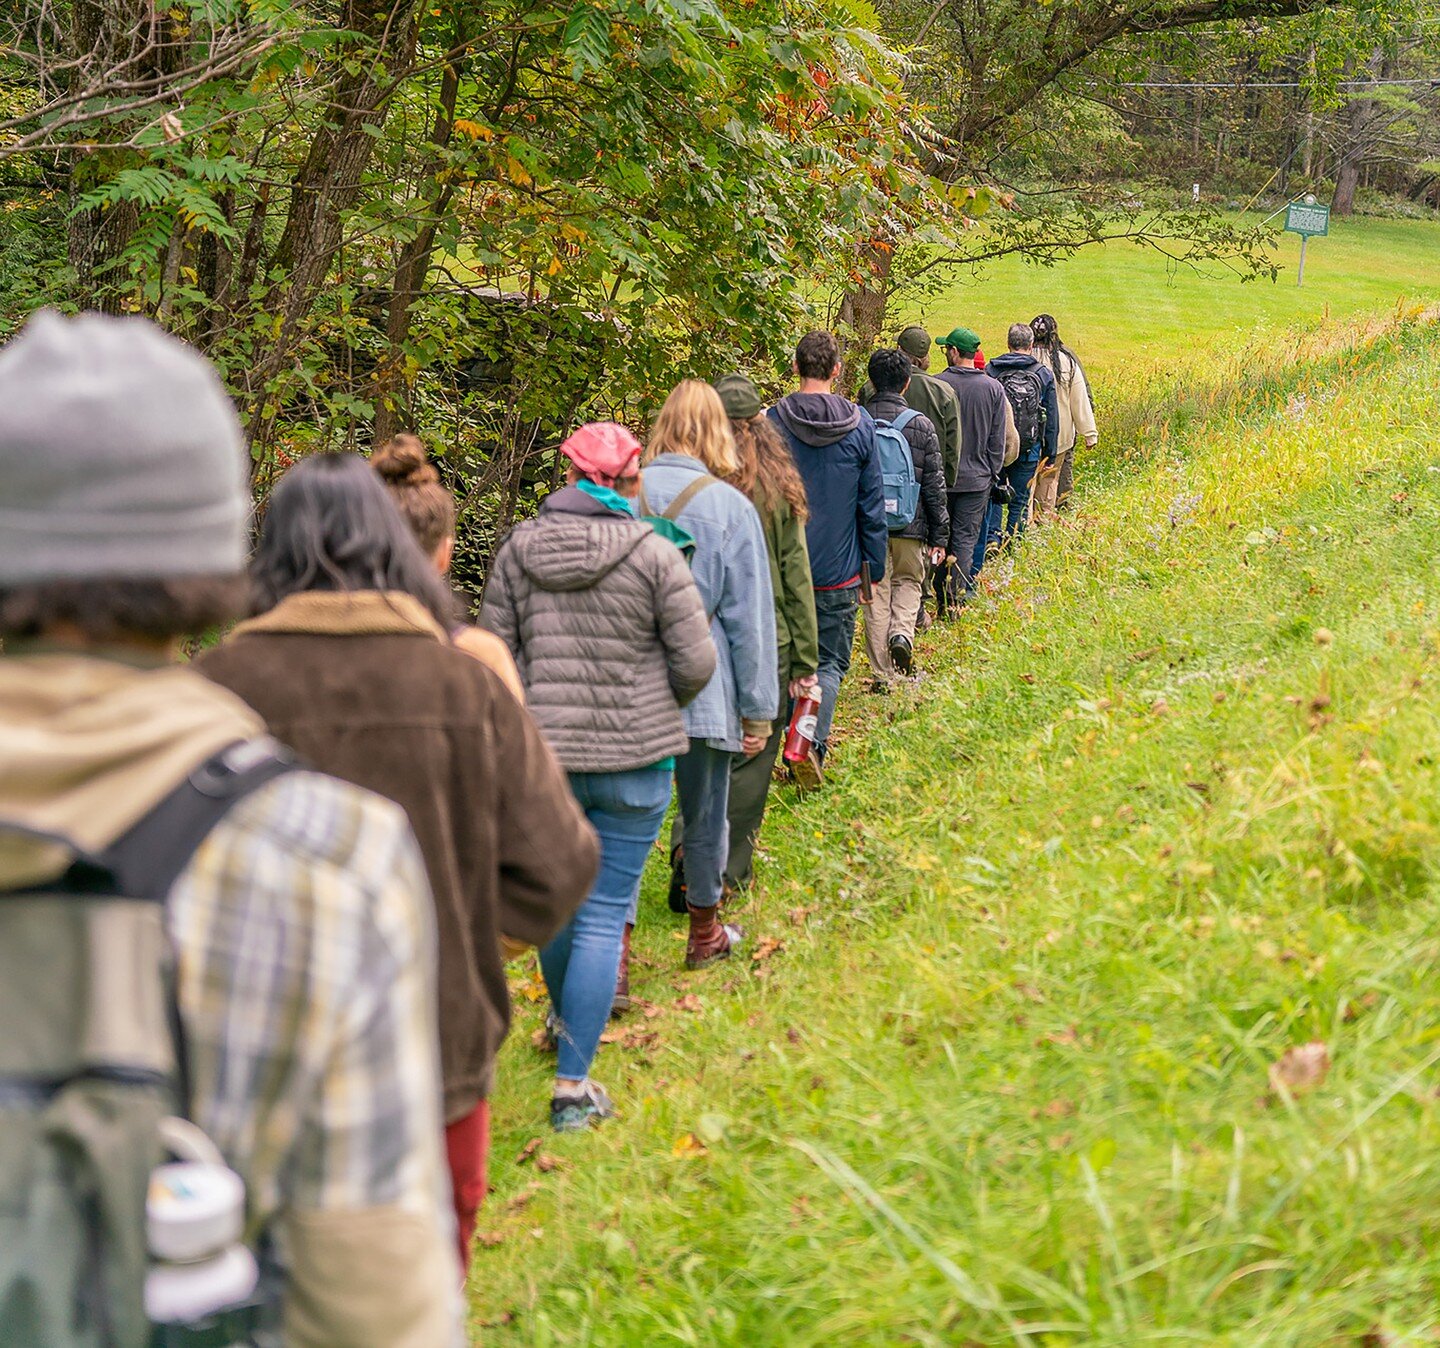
[938, 326, 982, 356]
[897, 325, 931, 358]
[713, 373, 762, 421]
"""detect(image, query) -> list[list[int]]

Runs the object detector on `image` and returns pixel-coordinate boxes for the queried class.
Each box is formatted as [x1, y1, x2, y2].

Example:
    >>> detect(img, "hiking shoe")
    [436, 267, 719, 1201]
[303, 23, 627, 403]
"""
[685, 902, 743, 969]
[790, 747, 824, 792]
[550, 1080, 616, 1133]
[888, 633, 913, 677]
[667, 849, 688, 914]
[611, 923, 633, 1017]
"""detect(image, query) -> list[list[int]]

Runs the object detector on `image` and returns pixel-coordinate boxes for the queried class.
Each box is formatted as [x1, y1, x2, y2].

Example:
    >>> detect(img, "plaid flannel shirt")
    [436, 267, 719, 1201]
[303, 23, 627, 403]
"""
[166, 769, 461, 1346]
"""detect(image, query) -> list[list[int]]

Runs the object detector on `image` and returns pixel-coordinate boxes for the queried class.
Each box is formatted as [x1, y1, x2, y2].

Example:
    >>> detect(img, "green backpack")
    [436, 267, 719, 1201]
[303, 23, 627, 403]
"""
[0, 739, 291, 1348]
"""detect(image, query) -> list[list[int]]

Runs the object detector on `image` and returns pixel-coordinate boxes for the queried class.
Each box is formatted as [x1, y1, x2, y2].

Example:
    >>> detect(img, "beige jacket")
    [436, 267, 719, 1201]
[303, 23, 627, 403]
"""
[1048, 350, 1098, 454]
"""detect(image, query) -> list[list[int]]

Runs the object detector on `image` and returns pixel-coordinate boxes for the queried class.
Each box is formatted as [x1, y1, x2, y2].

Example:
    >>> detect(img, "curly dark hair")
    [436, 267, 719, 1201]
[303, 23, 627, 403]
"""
[727, 415, 809, 522]
[867, 347, 912, 396]
[0, 576, 249, 642]
[1029, 312, 1084, 389]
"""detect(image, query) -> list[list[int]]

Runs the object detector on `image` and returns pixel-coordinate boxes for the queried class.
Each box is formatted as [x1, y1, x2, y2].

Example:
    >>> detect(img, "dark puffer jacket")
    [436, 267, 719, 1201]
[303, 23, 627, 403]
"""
[481, 486, 718, 772]
[866, 391, 949, 548]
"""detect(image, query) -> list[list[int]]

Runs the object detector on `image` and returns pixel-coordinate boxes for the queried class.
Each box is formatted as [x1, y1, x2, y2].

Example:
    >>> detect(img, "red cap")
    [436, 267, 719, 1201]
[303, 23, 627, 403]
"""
[973, 349, 986, 370]
[561, 421, 642, 486]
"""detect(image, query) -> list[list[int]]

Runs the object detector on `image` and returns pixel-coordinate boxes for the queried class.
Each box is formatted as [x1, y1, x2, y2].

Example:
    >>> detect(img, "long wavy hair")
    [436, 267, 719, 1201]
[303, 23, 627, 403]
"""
[727, 414, 808, 521]
[643, 379, 739, 476]
[251, 452, 456, 628]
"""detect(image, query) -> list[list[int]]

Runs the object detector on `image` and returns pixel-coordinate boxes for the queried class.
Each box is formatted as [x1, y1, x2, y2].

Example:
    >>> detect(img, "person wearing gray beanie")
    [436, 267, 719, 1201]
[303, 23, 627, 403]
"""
[0, 308, 466, 1345]
[0, 309, 249, 588]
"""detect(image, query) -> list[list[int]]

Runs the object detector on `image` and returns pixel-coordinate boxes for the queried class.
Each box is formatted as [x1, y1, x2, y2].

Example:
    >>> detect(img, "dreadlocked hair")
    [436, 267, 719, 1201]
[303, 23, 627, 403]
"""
[1029, 312, 1084, 390]
[727, 414, 809, 522]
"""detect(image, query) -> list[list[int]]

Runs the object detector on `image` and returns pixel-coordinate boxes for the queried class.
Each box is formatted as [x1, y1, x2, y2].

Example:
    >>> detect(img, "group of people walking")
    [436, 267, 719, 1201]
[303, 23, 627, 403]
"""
[0, 304, 1095, 1346]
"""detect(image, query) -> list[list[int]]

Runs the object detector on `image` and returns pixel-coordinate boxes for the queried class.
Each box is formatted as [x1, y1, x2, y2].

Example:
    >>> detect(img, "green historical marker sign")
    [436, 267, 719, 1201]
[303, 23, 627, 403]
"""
[1283, 196, 1330, 286]
[1284, 201, 1330, 237]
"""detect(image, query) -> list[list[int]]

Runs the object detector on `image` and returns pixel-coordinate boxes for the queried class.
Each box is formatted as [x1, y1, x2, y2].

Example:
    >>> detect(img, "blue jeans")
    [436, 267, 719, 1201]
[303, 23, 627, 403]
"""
[813, 586, 859, 759]
[541, 767, 671, 1081]
[978, 457, 1040, 573]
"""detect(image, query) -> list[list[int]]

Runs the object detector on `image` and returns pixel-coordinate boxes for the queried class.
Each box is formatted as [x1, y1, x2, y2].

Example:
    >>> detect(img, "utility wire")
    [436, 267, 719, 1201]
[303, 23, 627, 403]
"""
[1093, 77, 1440, 89]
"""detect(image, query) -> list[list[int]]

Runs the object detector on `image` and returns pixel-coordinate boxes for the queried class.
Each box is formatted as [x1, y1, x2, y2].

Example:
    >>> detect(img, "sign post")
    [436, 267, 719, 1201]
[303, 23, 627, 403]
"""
[1284, 195, 1330, 287]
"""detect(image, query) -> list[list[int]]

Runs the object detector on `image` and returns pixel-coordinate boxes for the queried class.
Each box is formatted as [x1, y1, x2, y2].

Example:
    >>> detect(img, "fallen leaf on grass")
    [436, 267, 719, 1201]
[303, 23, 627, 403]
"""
[535, 1153, 565, 1174]
[475, 1231, 505, 1248]
[1012, 982, 1046, 1003]
[515, 1138, 542, 1166]
[506, 1184, 540, 1212]
[1041, 1098, 1077, 1119]
[1268, 1041, 1330, 1097]
[787, 905, 816, 926]
[672, 1132, 708, 1158]
[674, 994, 704, 1014]
[1342, 992, 1380, 1022]
[752, 937, 784, 963]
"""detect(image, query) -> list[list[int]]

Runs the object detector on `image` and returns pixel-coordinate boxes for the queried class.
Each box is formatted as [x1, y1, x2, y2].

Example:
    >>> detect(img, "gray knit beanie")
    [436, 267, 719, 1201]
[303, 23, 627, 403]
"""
[0, 310, 248, 585]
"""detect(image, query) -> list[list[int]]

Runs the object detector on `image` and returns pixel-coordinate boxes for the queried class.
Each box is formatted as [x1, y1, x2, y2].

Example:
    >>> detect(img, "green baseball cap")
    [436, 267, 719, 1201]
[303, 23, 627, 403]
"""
[938, 326, 982, 356]
[897, 325, 931, 358]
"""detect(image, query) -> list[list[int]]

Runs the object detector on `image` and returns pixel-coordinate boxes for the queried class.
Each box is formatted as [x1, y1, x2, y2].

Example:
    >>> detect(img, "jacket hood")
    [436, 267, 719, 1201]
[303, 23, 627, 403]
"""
[511, 493, 652, 592]
[229, 590, 448, 641]
[773, 392, 862, 447]
[986, 352, 1039, 373]
[0, 653, 263, 887]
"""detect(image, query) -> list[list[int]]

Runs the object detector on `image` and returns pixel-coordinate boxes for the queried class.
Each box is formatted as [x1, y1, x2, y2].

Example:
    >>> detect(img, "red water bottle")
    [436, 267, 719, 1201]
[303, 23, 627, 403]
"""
[783, 693, 822, 764]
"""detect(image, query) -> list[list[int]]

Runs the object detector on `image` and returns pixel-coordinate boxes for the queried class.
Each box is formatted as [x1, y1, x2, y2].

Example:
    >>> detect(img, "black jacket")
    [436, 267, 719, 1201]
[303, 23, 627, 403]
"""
[867, 392, 949, 548]
[936, 365, 1009, 493]
[985, 351, 1059, 462]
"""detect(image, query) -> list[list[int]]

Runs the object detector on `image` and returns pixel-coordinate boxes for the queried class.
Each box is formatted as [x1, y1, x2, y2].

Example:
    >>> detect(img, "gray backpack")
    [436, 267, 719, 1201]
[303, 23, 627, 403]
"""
[0, 740, 291, 1348]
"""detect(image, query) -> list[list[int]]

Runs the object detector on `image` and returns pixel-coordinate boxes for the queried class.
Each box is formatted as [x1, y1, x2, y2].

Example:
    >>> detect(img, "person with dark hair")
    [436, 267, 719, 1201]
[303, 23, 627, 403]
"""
[481, 422, 716, 1125]
[373, 432, 523, 700]
[984, 321, 1059, 545]
[0, 311, 465, 1344]
[935, 326, 1011, 605]
[770, 331, 887, 786]
[1028, 314, 1097, 517]
[857, 326, 961, 489]
[861, 349, 948, 688]
[197, 451, 598, 1270]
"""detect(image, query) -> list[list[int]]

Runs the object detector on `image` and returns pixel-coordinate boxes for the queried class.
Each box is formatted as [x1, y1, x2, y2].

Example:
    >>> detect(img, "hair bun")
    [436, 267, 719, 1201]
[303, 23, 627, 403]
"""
[373, 435, 440, 487]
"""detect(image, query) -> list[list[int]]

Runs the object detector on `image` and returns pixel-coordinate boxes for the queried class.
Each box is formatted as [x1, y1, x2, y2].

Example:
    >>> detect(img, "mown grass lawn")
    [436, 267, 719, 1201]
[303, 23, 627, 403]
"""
[898, 214, 1440, 377]
[475, 306, 1440, 1345]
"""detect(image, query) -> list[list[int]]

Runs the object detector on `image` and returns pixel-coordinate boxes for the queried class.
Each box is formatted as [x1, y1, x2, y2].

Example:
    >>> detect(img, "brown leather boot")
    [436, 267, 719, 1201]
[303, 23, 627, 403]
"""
[685, 903, 743, 970]
[611, 923, 634, 1017]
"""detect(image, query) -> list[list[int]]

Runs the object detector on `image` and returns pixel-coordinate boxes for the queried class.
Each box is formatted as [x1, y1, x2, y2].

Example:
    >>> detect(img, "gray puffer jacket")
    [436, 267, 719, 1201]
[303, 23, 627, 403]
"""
[480, 485, 718, 773]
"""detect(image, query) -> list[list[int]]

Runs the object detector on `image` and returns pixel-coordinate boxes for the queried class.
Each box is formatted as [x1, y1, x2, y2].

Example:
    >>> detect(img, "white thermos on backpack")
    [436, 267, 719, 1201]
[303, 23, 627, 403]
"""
[144, 1117, 259, 1330]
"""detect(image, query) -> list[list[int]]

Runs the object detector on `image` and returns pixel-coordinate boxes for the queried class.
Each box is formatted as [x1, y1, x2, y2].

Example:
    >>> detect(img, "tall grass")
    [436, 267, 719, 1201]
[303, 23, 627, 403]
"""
[477, 308, 1440, 1345]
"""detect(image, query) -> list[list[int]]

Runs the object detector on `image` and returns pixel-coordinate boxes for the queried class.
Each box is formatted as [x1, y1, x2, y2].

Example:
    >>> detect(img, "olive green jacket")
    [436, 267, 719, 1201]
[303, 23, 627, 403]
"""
[764, 498, 819, 685]
[859, 368, 962, 488]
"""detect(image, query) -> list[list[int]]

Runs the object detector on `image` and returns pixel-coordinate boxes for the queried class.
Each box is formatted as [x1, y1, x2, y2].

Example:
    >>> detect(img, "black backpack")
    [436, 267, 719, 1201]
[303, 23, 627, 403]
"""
[0, 738, 293, 1348]
[995, 365, 1044, 451]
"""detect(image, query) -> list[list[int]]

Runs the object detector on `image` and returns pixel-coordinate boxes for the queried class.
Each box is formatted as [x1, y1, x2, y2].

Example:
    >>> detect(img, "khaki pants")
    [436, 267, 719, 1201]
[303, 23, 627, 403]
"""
[864, 536, 925, 680]
[1033, 447, 1073, 517]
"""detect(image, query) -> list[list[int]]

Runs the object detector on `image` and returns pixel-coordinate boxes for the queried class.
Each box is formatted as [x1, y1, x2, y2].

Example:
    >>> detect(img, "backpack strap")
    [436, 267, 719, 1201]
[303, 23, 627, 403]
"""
[659, 473, 719, 522]
[71, 737, 298, 901]
[890, 408, 921, 433]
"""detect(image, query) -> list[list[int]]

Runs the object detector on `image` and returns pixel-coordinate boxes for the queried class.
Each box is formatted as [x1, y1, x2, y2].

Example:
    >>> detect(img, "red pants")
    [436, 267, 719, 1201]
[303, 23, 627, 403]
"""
[444, 1102, 490, 1274]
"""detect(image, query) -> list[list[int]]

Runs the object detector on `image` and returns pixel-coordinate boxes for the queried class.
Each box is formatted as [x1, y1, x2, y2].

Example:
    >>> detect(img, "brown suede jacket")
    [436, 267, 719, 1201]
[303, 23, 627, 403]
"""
[196, 590, 599, 1121]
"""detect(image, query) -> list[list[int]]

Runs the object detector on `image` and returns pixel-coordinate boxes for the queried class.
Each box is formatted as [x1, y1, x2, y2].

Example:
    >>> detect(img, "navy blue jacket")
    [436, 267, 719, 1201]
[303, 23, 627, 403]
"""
[769, 392, 888, 588]
[986, 351, 1059, 463]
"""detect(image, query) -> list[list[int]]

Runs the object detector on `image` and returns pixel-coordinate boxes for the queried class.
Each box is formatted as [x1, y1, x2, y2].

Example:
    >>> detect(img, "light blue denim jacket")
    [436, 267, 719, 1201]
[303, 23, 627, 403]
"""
[641, 454, 778, 752]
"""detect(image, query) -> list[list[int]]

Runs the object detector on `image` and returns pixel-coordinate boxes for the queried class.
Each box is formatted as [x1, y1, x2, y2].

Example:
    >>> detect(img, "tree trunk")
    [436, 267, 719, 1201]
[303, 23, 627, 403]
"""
[372, 24, 469, 444]
[244, 0, 422, 463]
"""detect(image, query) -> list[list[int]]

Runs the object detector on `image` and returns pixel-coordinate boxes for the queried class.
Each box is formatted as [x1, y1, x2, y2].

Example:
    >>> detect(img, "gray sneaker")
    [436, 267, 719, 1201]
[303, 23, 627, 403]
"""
[551, 1080, 616, 1133]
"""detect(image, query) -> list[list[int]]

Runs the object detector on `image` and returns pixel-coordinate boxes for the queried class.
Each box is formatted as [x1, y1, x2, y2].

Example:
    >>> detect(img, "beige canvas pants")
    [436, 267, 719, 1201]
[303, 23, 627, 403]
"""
[864, 536, 926, 681]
